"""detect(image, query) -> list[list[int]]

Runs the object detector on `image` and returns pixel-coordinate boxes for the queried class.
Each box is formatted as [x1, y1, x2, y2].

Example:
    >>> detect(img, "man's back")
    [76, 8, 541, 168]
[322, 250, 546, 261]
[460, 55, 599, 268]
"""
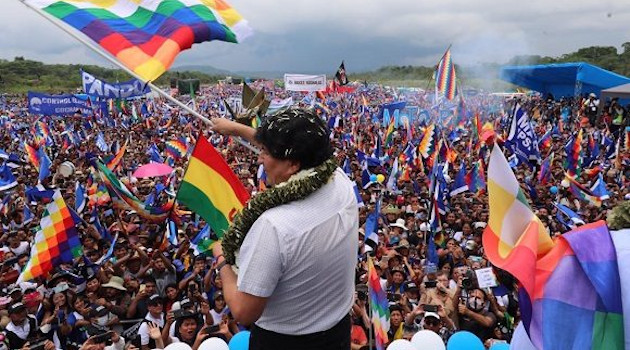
[237, 168, 358, 334]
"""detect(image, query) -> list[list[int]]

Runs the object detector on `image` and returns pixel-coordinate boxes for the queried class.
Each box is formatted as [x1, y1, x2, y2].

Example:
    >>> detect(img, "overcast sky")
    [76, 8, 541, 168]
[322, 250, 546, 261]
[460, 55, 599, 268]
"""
[2, 0, 629, 73]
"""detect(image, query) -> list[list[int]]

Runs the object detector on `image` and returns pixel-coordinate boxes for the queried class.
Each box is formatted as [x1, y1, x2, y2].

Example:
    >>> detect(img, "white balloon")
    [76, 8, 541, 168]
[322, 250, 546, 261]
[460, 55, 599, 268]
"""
[410, 330, 446, 350]
[164, 343, 192, 350]
[388, 339, 416, 350]
[510, 323, 536, 350]
[561, 179, 570, 188]
[198, 337, 230, 350]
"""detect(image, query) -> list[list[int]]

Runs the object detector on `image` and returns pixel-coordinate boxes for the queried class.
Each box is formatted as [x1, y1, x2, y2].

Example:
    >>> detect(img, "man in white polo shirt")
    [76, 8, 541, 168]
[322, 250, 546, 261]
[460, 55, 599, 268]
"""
[211, 108, 358, 349]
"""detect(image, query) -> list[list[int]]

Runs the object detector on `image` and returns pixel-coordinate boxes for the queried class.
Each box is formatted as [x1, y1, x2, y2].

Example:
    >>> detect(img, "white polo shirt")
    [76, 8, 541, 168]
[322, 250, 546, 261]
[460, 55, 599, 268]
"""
[237, 168, 358, 335]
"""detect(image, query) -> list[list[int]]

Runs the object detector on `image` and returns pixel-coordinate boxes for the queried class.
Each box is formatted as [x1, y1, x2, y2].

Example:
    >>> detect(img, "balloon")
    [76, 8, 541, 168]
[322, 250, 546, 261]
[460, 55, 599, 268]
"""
[376, 174, 386, 183]
[549, 186, 558, 194]
[164, 343, 192, 350]
[447, 331, 484, 350]
[387, 339, 416, 350]
[489, 343, 510, 350]
[561, 179, 570, 188]
[411, 330, 445, 350]
[198, 337, 229, 350]
[370, 174, 378, 183]
[510, 323, 536, 350]
[229, 330, 250, 350]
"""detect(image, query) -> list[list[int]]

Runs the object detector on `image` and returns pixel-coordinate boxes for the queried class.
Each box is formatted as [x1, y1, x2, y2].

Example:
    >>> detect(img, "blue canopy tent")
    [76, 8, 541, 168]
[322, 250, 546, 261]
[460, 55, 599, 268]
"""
[499, 62, 630, 98]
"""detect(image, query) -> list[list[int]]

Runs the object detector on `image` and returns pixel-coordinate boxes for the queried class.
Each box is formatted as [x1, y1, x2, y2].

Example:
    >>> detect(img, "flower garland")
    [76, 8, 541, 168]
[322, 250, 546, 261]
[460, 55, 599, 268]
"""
[222, 157, 338, 265]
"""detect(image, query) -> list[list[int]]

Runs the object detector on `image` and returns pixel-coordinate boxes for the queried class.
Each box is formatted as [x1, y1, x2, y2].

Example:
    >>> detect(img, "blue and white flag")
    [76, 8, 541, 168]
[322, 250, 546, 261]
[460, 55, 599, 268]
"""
[26, 184, 54, 204]
[92, 207, 112, 242]
[149, 144, 163, 163]
[82, 70, 150, 99]
[0, 165, 17, 191]
[96, 132, 109, 152]
[190, 224, 211, 255]
[554, 203, 585, 229]
[506, 103, 540, 163]
[95, 233, 118, 265]
[38, 148, 52, 182]
[386, 158, 399, 192]
[23, 205, 34, 225]
[75, 181, 87, 214]
[450, 161, 468, 196]
[590, 173, 610, 201]
[364, 198, 381, 250]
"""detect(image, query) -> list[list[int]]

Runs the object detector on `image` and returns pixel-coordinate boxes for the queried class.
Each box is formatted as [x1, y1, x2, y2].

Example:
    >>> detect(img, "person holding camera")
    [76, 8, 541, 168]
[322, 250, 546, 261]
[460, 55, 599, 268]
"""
[457, 288, 496, 341]
[404, 304, 455, 343]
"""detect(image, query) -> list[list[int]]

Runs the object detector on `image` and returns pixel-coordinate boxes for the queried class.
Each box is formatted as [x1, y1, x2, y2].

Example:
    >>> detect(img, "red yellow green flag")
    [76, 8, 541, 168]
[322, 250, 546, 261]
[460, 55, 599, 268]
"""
[177, 135, 250, 237]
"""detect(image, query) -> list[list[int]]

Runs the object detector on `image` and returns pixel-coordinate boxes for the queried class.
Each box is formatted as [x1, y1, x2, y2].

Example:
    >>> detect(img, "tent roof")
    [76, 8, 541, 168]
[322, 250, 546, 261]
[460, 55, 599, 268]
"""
[601, 82, 630, 94]
[499, 62, 630, 98]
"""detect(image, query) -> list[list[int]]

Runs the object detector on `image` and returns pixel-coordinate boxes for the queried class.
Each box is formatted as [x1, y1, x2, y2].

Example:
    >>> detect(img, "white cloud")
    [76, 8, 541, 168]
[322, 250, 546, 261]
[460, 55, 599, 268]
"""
[1, 0, 629, 73]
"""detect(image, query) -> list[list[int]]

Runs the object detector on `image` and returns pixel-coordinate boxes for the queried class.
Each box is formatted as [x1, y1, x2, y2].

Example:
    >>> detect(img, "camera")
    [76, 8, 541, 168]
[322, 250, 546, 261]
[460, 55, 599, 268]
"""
[29, 338, 48, 350]
[424, 281, 437, 288]
[462, 270, 476, 290]
[423, 304, 438, 313]
[387, 293, 401, 302]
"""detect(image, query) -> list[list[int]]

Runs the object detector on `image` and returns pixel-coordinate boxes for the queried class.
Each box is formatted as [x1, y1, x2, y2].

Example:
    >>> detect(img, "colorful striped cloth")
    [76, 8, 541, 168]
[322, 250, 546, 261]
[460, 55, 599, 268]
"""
[384, 116, 395, 146]
[436, 48, 456, 100]
[520, 221, 625, 349]
[25, 0, 252, 81]
[18, 190, 83, 283]
[106, 140, 127, 170]
[483, 145, 554, 298]
[538, 152, 554, 185]
[24, 142, 40, 169]
[418, 124, 436, 158]
[165, 137, 188, 159]
[368, 257, 389, 350]
[564, 128, 583, 178]
[176, 134, 249, 237]
[565, 175, 603, 207]
[96, 161, 173, 222]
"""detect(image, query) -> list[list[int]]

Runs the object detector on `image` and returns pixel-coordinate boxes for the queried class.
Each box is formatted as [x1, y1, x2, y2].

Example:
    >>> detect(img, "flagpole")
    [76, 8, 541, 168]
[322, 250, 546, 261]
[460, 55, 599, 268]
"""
[19, 0, 259, 155]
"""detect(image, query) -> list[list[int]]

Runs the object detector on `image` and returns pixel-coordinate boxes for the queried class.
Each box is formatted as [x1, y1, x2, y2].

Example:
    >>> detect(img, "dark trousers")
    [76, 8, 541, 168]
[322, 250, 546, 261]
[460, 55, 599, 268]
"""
[250, 314, 351, 350]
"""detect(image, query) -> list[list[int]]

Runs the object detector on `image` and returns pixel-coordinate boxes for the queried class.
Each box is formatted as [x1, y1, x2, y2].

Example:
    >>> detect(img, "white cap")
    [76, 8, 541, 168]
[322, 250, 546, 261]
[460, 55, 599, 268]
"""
[424, 312, 440, 320]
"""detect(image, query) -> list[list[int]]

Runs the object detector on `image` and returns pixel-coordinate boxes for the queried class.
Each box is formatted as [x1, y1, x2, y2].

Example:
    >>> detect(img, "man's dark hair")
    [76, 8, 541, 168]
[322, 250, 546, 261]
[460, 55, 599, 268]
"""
[255, 108, 333, 170]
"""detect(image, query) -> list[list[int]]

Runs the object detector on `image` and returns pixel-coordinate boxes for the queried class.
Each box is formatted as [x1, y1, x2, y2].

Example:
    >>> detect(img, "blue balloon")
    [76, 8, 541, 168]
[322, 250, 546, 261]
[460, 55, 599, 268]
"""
[550, 186, 558, 194]
[370, 174, 378, 182]
[489, 343, 510, 350]
[447, 331, 484, 350]
[229, 330, 250, 350]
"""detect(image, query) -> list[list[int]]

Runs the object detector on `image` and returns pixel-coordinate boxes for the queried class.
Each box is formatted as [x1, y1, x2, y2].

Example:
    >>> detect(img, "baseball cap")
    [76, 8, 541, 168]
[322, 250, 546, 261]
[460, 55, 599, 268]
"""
[424, 312, 440, 320]
[147, 294, 163, 306]
[8, 302, 26, 314]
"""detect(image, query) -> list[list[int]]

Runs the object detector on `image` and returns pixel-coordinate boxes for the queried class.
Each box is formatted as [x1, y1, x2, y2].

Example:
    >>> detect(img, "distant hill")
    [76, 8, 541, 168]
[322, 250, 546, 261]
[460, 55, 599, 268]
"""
[1, 44, 629, 93]
[172, 64, 232, 76]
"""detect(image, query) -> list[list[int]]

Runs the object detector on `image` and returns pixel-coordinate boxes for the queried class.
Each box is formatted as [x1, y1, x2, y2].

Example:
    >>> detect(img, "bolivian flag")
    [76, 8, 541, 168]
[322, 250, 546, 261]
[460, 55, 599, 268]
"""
[177, 135, 250, 237]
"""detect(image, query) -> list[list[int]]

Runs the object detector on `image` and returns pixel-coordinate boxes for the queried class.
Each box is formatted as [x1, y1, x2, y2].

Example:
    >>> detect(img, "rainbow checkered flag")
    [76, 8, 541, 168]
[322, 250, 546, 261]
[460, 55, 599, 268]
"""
[18, 191, 83, 283]
[25, 0, 252, 81]
[368, 257, 389, 349]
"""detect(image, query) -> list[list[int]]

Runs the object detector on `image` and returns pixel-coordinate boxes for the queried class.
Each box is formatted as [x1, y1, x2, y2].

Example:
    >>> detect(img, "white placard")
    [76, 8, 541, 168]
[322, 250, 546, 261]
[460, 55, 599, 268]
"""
[475, 267, 498, 289]
[284, 74, 327, 92]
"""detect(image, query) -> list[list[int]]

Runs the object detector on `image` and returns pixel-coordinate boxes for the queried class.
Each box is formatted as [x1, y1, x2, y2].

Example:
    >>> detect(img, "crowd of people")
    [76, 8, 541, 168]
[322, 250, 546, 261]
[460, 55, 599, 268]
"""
[0, 81, 627, 350]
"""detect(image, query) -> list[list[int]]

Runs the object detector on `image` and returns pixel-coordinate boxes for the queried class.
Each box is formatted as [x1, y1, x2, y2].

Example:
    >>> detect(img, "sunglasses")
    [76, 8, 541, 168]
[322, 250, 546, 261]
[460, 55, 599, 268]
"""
[424, 318, 440, 326]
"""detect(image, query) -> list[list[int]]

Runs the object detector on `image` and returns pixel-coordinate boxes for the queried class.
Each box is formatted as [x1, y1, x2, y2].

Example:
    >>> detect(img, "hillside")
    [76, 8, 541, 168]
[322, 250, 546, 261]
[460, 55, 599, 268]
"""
[1, 43, 629, 93]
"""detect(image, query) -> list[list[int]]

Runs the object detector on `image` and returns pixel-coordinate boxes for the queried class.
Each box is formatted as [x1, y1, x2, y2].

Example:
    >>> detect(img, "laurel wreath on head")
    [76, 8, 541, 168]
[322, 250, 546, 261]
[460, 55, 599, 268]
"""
[222, 156, 338, 266]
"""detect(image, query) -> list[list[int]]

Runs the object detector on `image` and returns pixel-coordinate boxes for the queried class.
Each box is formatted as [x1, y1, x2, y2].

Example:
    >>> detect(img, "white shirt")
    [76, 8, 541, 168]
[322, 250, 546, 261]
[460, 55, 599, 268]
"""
[138, 313, 164, 346]
[237, 168, 358, 335]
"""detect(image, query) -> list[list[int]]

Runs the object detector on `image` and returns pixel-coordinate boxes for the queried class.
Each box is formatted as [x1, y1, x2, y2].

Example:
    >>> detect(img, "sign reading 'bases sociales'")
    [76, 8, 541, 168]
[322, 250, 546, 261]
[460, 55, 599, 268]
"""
[284, 74, 327, 92]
